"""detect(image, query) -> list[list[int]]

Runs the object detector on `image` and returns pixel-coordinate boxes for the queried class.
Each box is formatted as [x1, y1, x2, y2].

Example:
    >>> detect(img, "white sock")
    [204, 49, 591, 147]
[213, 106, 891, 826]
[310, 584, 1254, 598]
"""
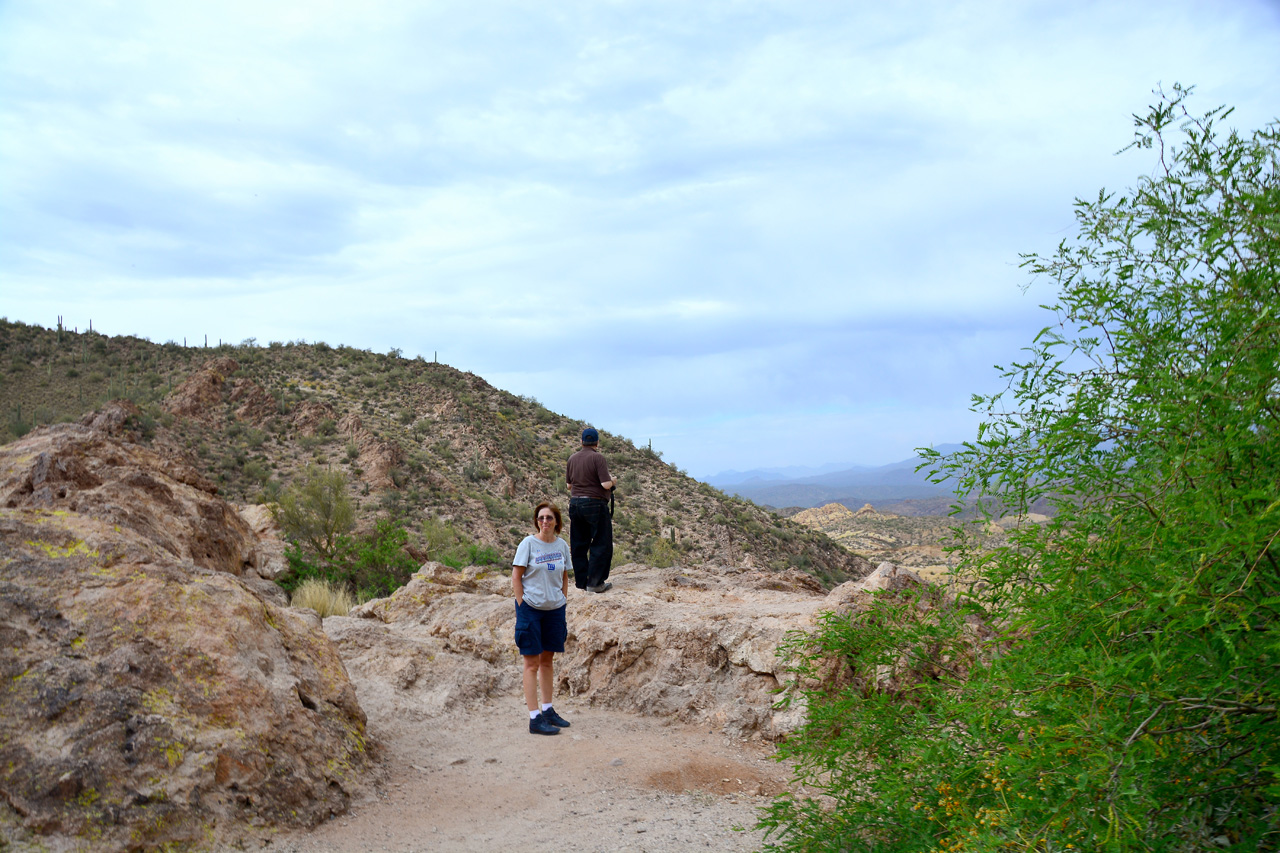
[541, 703, 553, 713]
[529, 710, 540, 720]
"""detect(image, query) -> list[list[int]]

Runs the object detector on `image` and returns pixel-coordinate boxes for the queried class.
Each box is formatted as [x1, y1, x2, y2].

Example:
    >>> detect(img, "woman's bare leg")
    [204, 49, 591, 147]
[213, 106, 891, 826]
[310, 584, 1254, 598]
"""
[522, 654, 541, 712]
[538, 651, 555, 707]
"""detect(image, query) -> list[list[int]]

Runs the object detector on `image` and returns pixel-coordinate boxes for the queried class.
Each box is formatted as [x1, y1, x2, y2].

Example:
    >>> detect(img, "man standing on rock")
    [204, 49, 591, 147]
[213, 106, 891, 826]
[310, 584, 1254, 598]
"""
[567, 427, 617, 593]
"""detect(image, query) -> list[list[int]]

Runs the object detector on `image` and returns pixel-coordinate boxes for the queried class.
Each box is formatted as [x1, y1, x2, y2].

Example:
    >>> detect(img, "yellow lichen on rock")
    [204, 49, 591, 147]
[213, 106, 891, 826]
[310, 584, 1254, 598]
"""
[23, 538, 99, 560]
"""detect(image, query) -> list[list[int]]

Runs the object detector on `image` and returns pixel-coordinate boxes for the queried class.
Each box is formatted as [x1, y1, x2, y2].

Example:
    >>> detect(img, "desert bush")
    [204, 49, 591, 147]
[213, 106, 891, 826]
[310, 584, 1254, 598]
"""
[274, 466, 355, 560]
[759, 88, 1280, 852]
[242, 460, 270, 487]
[618, 470, 641, 496]
[344, 519, 420, 598]
[420, 515, 464, 562]
[289, 578, 355, 617]
[280, 518, 419, 599]
[254, 478, 283, 504]
[645, 536, 677, 569]
[463, 455, 492, 482]
[440, 542, 503, 569]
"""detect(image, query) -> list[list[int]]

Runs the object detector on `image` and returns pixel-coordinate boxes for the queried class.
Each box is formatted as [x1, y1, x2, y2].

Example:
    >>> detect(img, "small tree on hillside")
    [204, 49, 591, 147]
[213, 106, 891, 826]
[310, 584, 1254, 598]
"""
[274, 465, 355, 560]
[760, 87, 1279, 851]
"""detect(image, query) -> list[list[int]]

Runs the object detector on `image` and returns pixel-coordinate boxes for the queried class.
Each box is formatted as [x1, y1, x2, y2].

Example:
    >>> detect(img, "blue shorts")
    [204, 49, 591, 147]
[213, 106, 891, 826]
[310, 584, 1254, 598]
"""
[514, 601, 567, 656]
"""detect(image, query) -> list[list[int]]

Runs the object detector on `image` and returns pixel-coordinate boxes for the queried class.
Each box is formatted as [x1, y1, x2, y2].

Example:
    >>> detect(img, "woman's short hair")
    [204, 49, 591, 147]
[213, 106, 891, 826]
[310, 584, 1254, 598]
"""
[533, 501, 563, 534]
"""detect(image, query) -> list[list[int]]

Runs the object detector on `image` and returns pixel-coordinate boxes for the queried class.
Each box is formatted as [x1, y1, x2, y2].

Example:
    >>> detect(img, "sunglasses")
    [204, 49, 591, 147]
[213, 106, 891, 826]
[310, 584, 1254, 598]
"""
[537, 515, 556, 522]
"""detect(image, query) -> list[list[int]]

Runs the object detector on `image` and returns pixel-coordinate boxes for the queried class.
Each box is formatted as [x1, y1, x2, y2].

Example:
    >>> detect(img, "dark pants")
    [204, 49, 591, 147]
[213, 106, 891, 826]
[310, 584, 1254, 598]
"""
[569, 497, 613, 589]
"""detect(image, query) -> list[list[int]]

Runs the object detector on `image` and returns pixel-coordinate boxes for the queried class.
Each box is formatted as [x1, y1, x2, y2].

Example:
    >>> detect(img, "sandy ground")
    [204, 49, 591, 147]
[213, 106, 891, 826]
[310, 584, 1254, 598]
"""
[270, 699, 791, 853]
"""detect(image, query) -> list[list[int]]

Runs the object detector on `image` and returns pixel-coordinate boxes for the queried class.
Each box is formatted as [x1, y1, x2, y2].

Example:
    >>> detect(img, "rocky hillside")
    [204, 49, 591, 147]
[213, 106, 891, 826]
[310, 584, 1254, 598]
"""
[0, 319, 868, 586]
[791, 502, 973, 580]
[790, 501, 1052, 582]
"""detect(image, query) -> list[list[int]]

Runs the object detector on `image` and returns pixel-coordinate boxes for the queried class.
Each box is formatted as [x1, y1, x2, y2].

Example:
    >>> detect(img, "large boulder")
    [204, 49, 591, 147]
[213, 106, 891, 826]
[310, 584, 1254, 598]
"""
[1, 405, 255, 576]
[0, 411, 369, 850]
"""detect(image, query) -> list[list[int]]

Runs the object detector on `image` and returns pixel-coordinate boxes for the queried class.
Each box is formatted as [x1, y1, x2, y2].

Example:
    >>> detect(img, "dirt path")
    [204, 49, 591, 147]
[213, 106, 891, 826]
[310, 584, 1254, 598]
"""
[272, 699, 790, 852]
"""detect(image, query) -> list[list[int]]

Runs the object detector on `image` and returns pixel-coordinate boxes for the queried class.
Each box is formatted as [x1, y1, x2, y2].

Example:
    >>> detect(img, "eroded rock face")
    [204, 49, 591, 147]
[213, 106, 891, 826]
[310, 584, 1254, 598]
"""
[336, 413, 404, 491]
[334, 559, 909, 741]
[237, 503, 289, 581]
[0, 408, 254, 576]
[164, 356, 241, 420]
[0, 411, 369, 850]
[229, 377, 277, 424]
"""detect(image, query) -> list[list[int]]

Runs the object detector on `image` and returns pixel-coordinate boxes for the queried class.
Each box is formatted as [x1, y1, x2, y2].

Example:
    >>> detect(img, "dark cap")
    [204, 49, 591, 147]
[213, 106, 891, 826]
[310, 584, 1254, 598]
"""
[581, 427, 599, 445]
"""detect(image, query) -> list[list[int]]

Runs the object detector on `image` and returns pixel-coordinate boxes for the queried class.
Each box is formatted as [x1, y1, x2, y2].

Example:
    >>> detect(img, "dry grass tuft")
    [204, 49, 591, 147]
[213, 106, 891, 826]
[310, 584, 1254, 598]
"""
[290, 578, 355, 617]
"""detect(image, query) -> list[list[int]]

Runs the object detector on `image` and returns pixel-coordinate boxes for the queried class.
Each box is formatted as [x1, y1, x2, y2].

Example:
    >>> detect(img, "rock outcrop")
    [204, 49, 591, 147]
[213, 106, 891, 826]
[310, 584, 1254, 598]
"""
[0, 406, 370, 850]
[335, 413, 404, 491]
[331, 558, 932, 743]
[792, 502, 856, 527]
[229, 376, 278, 424]
[163, 356, 241, 420]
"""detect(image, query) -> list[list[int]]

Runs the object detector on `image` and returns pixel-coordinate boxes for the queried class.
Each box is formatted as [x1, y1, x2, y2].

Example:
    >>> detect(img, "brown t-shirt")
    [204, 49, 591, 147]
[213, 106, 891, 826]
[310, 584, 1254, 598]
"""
[566, 446, 612, 500]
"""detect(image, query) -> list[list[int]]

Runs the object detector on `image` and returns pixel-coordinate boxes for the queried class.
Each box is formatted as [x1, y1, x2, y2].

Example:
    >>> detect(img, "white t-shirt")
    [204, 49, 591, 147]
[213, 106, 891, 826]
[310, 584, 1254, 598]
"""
[512, 535, 571, 610]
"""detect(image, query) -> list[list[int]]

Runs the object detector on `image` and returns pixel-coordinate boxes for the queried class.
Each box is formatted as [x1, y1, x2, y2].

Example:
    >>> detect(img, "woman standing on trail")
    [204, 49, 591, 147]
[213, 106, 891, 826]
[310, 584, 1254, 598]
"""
[512, 501, 573, 736]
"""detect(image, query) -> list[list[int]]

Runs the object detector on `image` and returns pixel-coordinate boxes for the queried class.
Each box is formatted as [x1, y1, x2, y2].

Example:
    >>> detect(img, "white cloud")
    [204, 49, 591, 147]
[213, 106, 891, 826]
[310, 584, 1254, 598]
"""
[2, 0, 1278, 475]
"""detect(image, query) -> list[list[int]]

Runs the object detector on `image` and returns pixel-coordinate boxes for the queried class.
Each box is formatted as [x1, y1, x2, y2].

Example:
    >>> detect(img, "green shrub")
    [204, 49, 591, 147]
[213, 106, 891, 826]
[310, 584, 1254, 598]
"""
[420, 515, 464, 562]
[463, 455, 492, 482]
[274, 466, 355, 560]
[646, 536, 677, 569]
[242, 461, 270, 486]
[278, 519, 419, 600]
[440, 542, 503, 569]
[760, 88, 1280, 853]
[345, 519, 420, 598]
[618, 471, 641, 496]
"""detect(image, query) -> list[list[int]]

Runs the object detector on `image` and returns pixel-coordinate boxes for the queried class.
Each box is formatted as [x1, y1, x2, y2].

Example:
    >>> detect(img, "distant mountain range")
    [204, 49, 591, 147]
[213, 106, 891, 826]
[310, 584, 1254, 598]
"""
[707, 445, 964, 510]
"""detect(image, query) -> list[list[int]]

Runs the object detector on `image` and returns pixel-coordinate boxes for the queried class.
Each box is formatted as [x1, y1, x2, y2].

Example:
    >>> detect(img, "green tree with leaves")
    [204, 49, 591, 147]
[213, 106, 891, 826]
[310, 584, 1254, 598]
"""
[274, 465, 355, 560]
[760, 86, 1279, 852]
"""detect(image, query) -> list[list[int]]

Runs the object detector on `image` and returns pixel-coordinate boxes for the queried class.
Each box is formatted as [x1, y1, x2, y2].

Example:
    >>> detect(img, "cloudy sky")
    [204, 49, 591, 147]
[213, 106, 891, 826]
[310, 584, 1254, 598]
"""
[2, 1, 1277, 477]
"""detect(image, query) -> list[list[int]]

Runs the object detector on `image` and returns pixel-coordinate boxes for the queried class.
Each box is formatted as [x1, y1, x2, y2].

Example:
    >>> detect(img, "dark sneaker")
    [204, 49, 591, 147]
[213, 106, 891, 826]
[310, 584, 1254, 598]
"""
[542, 707, 570, 728]
[529, 713, 559, 736]
[588, 582, 613, 593]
